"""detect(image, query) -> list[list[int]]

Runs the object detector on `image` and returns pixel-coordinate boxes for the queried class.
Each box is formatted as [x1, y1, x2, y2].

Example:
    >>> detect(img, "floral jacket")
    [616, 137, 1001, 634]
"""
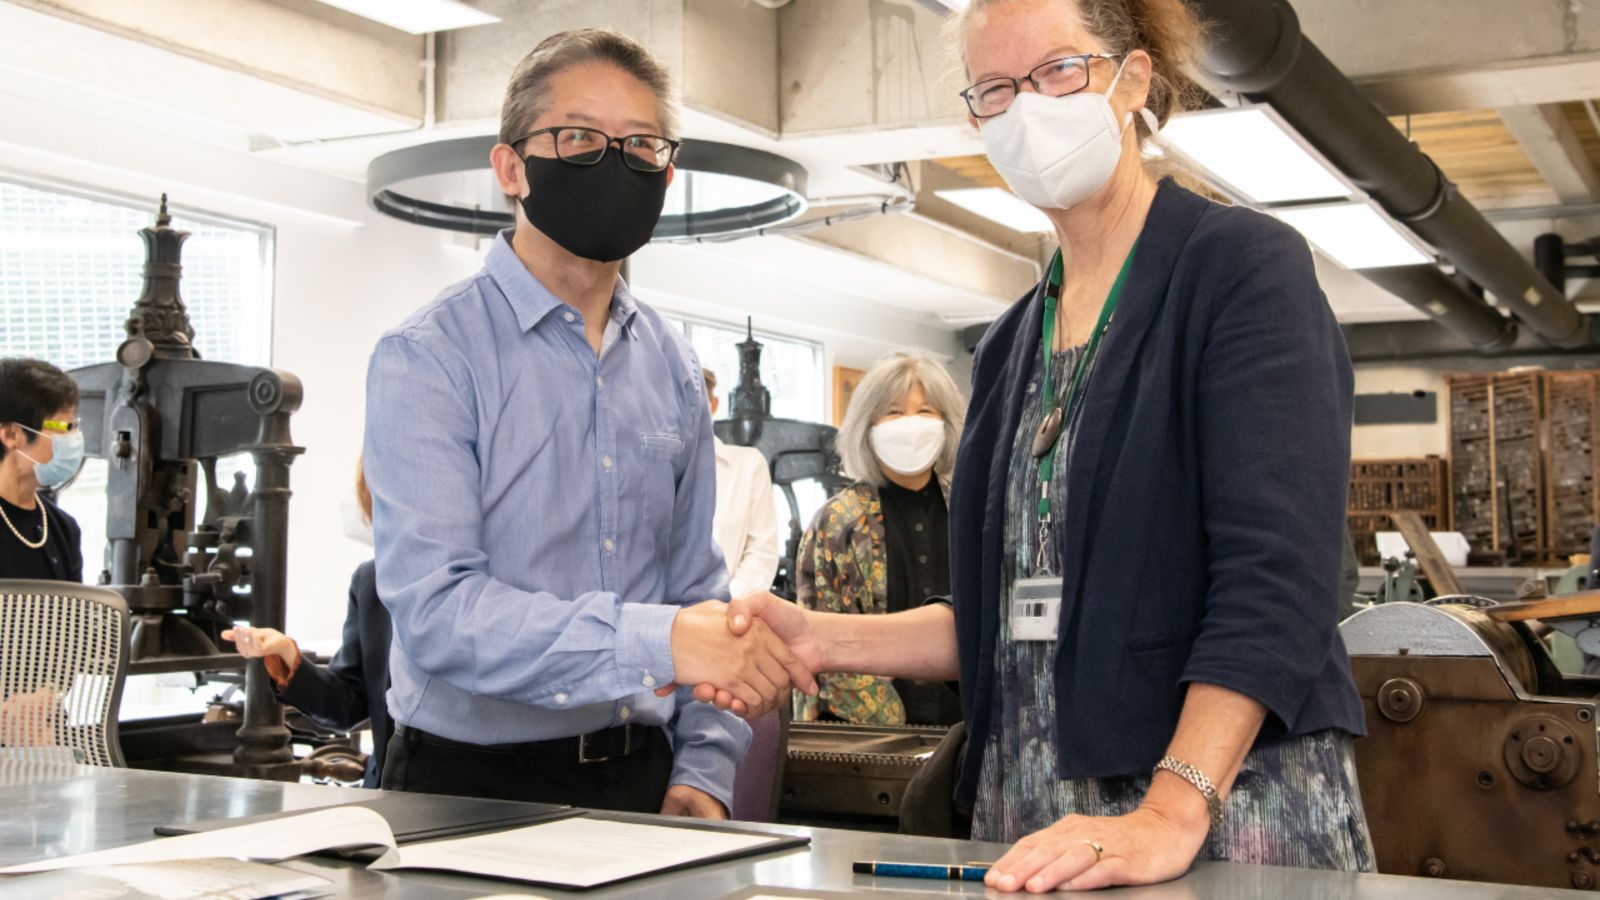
[793, 479, 948, 725]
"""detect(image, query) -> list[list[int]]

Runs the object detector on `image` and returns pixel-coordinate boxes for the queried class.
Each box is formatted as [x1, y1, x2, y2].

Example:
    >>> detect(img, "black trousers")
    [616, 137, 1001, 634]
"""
[381, 724, 674, 813]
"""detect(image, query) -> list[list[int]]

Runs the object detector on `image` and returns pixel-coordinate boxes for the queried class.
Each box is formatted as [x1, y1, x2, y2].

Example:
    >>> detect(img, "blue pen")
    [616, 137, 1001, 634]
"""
[853, 860, 991, 881]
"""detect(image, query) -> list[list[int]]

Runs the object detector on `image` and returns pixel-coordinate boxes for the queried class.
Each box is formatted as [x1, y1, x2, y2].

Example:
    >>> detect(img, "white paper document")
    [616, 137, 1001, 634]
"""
[369, 817, 776, 888]
[1, 858, 331, 900]
[0, 806, 397, 874]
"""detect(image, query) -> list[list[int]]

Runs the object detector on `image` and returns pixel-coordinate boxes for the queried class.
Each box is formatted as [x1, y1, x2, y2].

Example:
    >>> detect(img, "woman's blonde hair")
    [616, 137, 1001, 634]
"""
[836, 352, 966, 488]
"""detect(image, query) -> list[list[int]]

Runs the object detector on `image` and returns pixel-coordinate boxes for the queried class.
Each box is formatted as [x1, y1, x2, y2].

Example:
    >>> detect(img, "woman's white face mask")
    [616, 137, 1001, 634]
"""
[979, 57, 1158, 211]
[871, 415, 946, 477]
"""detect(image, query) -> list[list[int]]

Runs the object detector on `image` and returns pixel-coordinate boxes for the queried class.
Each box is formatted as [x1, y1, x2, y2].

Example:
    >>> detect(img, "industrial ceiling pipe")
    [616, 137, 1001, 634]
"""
[1189, 0, 1584, 349]
[1357, 265, 1518, 351]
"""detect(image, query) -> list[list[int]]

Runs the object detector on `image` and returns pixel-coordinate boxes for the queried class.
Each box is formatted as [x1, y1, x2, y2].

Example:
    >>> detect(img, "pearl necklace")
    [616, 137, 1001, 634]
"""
[0, 493, 48, 550]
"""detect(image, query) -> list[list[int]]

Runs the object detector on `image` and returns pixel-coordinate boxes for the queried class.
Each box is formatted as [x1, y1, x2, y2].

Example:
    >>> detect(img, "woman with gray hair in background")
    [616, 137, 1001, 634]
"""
[792, 352, 965, 727]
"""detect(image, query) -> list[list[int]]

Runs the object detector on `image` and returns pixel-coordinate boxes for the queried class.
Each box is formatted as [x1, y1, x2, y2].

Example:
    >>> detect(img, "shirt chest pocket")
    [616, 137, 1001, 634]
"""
[629, 430, 684, 536]
[639, 430, 684, 460]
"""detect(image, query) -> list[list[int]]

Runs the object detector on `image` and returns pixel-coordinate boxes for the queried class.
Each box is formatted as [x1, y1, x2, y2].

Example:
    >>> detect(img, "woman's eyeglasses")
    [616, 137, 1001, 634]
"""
[960, 54, 1124, 119]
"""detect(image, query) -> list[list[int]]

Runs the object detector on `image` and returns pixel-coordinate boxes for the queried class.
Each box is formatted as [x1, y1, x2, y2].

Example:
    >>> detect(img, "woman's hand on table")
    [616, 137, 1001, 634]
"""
[985, 784, 1210, 893]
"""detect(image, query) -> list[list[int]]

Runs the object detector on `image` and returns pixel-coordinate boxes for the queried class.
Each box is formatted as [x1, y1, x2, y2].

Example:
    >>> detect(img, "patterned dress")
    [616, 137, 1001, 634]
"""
[970, 346, 1376, 872]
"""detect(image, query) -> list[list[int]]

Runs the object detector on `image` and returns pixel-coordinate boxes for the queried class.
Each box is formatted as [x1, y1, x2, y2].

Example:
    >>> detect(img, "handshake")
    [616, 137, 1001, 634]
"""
[663, 593, 822, 719]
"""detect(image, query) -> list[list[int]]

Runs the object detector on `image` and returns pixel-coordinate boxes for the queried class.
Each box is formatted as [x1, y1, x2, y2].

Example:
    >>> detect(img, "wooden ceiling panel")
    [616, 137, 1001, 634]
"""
[1388, 109, 1549, 203]
[934, 108, 1555, 207]
[930, 155, 1008, 189]
[1559, 100, 1600, 174]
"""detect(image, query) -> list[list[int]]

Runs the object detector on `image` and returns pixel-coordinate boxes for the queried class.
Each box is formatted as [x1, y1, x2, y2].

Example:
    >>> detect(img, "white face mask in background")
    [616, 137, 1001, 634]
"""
[979, 57, 1158, 211]
[871, 416, 946, 476]
[339, 494, 374, 547]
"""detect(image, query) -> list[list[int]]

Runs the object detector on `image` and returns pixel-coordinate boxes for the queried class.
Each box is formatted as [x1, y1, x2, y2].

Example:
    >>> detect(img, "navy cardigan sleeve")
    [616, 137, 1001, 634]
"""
[278, 565, 373, 731]
[1181, 219, 1354, 731]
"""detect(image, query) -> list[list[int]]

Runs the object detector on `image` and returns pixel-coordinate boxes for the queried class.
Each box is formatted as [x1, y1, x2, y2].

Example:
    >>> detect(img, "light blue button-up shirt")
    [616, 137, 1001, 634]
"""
[363, 232, 747, 808]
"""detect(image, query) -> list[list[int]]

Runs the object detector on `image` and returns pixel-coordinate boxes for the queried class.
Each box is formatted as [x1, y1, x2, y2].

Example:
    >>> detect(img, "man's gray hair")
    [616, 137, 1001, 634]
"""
[499, 28, 679, 148]
[836, 352, 967, 488]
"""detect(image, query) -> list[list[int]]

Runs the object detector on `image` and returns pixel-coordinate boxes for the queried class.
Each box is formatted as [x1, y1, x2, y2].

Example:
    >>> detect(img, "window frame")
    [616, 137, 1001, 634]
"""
[662, 311, 826, 425]
[0, 170, 277, 366]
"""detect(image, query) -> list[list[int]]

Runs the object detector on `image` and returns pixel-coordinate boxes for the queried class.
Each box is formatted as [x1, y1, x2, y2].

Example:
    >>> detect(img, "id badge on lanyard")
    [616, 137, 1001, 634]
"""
[1011, 575, 1064, 642]
[1011, 246, 1135, 644]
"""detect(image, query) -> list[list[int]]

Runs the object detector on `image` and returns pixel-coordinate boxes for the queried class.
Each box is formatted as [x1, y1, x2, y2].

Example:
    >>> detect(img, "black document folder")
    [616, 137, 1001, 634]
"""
[154, 789, 581, 858]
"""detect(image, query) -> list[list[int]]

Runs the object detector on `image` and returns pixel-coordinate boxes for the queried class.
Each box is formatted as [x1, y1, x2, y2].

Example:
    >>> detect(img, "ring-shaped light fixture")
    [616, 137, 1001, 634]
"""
[368, 136, 808, 239]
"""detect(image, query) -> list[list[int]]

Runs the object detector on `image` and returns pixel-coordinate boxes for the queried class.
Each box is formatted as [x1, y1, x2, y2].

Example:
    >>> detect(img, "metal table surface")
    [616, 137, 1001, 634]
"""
[0, 762, 1581, 898]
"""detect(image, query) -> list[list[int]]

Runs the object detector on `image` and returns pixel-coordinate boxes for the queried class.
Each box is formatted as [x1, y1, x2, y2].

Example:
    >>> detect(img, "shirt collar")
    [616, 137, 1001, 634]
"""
[486, 230, 639, 340]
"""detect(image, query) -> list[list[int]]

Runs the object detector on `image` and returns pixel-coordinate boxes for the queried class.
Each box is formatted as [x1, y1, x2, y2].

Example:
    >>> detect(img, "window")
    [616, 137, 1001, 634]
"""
[665, 314, 831, 549]
[666, 316, 825, 423]
[0, 175, 274, 581]
[0, 177, 273, 368]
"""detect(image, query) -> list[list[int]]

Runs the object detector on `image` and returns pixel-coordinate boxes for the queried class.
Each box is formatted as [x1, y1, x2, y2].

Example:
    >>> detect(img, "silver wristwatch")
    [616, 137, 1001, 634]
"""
[1154, 755, 1223, 828]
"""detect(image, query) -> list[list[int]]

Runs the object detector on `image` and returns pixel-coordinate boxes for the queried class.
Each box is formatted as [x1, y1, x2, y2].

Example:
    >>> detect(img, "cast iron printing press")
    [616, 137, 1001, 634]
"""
[67, 197, 354, 781]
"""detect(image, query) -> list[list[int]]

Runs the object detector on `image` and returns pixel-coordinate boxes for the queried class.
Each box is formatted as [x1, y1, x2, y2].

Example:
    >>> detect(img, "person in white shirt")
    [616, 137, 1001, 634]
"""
[704, 368, 780, 598]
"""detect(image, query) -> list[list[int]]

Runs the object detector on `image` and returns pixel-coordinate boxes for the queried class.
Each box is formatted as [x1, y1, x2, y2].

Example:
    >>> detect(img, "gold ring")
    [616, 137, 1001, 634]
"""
[1083, 840, 1105, 864]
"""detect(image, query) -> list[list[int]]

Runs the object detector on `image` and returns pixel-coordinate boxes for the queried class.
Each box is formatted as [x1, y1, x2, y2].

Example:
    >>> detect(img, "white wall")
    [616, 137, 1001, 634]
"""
[1, 93, 965, 643]
[1351, 365, 1451, 460]
[631, 238, 966, 422]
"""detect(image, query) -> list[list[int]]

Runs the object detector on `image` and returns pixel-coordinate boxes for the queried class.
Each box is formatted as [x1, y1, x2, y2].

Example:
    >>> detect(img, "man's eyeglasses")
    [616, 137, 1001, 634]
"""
[512, 126, 680, 173]
[960, 53, 1124, 119]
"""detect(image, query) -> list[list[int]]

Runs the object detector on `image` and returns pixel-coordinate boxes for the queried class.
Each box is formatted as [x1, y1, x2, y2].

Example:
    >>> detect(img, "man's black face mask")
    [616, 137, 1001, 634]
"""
[519, 151, 669, 262]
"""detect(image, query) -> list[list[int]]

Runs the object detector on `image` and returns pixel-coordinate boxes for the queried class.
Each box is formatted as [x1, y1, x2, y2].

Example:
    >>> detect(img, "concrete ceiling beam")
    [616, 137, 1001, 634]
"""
[1498, 104, 1600, 205]
[801, 207, 1041, 305]
[6, 0, 425, 124]
[433, 0, 687, 126]
[1291, 0, 1600, 115]
[775, 0, 964, 139]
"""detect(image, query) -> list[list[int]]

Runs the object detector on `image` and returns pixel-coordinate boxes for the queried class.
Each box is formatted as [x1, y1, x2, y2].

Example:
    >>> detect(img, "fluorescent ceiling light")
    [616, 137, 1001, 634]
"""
[1161, 105, 1351, 205]
[935, 187, 1052, 233]
[311, 0, 498, 34]
[1274, 202, 1433, 270]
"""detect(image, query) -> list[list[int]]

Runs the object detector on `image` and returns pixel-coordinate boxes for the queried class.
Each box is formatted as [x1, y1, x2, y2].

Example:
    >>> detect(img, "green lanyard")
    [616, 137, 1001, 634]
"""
[1032, 244, 1137, 572]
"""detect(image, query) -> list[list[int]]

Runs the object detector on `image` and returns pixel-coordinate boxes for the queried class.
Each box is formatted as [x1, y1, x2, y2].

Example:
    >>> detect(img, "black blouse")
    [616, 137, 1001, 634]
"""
[878, 479, 961, 726]
[0, 494, 84, 582]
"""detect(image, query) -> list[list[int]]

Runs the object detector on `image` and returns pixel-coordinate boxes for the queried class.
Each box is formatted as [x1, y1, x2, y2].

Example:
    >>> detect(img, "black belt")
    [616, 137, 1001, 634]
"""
[399, 723, 652, 765]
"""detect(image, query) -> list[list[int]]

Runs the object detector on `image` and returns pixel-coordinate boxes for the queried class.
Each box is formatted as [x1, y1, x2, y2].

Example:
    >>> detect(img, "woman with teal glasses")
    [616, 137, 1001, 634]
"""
[0, 357, 85, 582]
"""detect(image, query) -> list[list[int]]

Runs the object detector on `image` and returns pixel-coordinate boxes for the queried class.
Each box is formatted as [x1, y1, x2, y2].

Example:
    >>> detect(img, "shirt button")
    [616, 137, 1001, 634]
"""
[620, 706, 632, 720]
[604, 538, 615, 553]
[602, 455, 613, 469]
[918, 554, 928, 564]
[563, 311, 576, 323]
[596, 376, 605, 388]
[914, 523, 924, 532]
[923, 587, 933, 596]
[642, 674, 657, 688]
[555, 693, 568, 704]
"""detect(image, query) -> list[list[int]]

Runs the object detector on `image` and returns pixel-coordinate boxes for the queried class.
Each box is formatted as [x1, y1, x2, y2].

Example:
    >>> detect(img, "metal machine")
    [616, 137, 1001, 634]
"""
[781, 721, 945, 825]
[712, 319, 849, 597]
[1341, 594, 1600, 891]
[68, 196, 305, 779]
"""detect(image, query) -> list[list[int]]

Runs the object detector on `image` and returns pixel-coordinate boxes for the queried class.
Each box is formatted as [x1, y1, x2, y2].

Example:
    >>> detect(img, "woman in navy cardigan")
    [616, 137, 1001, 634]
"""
[223, 462, 391, 788]
[703, 0, 1372, 891]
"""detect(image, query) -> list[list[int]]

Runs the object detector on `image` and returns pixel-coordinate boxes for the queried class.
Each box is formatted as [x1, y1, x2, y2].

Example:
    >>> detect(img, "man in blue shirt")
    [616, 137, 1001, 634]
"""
[363, 28, 814, 819]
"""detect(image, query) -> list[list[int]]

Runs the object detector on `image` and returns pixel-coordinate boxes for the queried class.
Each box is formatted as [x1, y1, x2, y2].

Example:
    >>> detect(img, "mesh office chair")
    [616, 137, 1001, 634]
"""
[0, 580, 129, 767]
